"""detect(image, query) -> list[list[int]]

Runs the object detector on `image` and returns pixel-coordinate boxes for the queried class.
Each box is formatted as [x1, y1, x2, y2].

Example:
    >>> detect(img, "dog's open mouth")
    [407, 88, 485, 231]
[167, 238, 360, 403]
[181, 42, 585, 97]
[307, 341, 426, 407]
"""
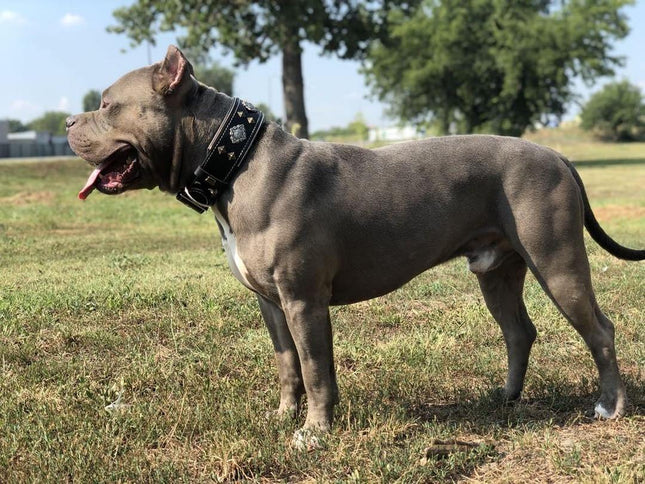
[78, 146, 141, 200]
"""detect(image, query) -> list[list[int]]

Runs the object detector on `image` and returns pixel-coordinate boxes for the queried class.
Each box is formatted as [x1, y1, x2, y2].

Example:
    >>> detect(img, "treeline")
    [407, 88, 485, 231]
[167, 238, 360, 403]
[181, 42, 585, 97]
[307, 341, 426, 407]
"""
[109, 0, 640, 140]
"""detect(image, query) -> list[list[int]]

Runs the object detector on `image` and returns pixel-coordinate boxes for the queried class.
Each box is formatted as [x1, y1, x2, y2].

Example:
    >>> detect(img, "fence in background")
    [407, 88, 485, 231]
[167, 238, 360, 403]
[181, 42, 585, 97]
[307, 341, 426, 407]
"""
[0, 139, 74, 158]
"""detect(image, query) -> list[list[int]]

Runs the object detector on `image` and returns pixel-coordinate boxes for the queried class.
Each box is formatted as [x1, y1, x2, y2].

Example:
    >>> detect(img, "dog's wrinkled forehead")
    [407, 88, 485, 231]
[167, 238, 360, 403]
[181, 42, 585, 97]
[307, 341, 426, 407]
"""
[101, 65, 160, 107]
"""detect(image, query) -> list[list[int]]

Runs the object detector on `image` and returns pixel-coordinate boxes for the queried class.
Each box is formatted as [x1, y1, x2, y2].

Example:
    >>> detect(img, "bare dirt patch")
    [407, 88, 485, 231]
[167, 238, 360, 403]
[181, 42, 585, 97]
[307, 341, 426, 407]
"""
[594, 204, 645, 221]
[2, 191, 56, 206]
[467, 418, 645, 483]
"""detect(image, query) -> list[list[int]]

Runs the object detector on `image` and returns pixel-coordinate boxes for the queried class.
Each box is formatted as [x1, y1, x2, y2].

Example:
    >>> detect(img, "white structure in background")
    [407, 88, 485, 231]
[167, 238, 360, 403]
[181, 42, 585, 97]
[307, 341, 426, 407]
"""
[7, 130, 51, 143]
[368, 125, 425, 143]
[0, 119, 7, 142]
[0, 120, 73, 158]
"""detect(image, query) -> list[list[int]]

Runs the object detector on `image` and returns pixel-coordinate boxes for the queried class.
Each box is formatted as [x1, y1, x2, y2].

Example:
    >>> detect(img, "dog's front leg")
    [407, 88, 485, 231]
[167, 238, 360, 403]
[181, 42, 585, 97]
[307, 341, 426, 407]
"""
[256, 295, 305, 417]
[280, 297, 337, 437]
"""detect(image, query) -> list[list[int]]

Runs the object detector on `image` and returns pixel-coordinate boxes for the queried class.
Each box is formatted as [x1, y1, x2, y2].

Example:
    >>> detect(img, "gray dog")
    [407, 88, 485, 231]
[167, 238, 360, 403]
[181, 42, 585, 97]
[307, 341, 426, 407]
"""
[67, 46, 643, 445]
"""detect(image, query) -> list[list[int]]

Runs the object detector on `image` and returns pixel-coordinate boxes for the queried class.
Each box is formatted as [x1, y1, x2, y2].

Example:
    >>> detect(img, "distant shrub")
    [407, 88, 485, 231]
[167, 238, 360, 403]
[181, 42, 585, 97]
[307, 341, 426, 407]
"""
[580, 81, 645, 141]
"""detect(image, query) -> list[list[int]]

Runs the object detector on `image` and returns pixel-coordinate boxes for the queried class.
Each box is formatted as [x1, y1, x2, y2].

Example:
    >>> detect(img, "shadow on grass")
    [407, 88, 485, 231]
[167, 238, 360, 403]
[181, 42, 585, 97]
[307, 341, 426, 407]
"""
[396, 382, 645, 483]
[572, 158, 645, 168]
[404, 379, 644, 430]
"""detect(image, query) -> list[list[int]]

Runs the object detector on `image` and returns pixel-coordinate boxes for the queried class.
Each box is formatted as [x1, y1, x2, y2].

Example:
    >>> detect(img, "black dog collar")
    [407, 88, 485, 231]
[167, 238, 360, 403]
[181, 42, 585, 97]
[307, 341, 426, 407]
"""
[177, 97, 265, 213]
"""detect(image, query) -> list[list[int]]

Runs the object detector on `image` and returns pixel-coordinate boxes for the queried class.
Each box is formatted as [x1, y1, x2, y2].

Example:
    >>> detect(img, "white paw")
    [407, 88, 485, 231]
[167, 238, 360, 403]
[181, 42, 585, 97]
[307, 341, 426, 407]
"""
[594, 402, 612, 419]
[291, 428, 322, 451]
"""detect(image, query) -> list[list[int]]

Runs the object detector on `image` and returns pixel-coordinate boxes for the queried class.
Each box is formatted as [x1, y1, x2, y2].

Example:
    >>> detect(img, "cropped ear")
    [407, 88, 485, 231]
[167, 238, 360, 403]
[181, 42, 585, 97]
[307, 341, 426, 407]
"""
[153, 45, 194, 95]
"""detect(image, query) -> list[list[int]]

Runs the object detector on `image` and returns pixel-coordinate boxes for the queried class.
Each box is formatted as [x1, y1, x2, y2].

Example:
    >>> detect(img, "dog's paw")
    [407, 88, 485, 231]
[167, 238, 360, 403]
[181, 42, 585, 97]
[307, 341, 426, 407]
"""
[593, 392, 627, 420]
[291, 428, 323, 452]
[593, 402, 621, 419]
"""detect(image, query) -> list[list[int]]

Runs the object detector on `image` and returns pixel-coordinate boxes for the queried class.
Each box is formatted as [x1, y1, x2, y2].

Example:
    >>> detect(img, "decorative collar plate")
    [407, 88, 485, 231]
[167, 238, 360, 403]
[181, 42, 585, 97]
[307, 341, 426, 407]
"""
[177, 98, 265, 213]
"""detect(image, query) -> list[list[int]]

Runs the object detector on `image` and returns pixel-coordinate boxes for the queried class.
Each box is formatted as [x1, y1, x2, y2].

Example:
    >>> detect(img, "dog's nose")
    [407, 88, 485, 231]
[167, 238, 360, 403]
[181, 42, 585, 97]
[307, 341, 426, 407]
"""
[65, 115, 77, 130]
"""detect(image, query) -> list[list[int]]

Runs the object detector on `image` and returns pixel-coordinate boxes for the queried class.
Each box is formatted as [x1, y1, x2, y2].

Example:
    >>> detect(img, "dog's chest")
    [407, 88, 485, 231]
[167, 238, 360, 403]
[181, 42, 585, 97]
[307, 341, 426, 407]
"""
[212, 208, 254, 290]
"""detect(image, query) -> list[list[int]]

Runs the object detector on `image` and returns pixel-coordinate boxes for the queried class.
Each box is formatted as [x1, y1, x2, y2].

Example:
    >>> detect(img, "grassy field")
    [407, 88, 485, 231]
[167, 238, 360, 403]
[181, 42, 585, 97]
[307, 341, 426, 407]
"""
[0, 136, 643, 482]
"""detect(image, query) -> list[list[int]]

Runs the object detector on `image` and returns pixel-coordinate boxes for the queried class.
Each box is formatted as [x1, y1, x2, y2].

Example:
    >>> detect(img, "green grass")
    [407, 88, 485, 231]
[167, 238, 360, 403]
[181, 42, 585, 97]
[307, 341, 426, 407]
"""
[0, 140, 643, 482]
[525, 125, 645, 162]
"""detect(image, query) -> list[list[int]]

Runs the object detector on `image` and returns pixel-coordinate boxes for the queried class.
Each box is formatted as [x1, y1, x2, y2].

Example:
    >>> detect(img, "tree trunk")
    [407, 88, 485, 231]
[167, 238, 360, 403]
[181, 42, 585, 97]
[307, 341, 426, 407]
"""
[282, 37, 309, 139]
[439, 109, 451, 135]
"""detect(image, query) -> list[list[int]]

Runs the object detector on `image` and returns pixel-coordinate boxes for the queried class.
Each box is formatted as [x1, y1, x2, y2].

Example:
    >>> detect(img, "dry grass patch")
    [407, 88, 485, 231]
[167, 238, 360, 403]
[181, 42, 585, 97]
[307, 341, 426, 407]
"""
[469, 418, 645, 483]
[594, 204, 645, 222]
[1, 190, 56, 205]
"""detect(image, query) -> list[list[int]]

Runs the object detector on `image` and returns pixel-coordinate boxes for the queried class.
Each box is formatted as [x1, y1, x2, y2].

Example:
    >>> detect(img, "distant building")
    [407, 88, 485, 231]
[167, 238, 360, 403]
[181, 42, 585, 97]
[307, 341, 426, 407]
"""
[0, 119, 74, 158]
[368, 125, 425, 143]
[0, 120, 7, 156]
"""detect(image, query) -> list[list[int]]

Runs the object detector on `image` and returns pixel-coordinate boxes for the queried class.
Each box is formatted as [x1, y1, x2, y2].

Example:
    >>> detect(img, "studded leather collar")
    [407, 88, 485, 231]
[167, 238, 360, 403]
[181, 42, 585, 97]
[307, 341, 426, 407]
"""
[177, 97, 265, 213]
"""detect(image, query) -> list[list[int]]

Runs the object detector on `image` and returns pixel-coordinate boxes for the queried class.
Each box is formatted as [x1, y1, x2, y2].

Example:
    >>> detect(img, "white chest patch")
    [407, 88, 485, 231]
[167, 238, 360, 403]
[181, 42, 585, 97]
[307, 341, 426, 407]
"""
[213, 208, 254, 290]
[467, 248, 498, 273]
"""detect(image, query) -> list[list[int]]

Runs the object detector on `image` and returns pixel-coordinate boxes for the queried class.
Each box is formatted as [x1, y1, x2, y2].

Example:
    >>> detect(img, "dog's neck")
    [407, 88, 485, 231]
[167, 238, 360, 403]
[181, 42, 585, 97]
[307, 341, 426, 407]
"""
[173, 85, 265, 213]
[171, 84, 236, 193]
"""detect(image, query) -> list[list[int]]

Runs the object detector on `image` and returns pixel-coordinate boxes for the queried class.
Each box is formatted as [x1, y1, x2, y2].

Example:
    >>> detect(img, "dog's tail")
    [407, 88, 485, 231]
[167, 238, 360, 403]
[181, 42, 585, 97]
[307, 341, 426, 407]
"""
[561, 156, 644, 261]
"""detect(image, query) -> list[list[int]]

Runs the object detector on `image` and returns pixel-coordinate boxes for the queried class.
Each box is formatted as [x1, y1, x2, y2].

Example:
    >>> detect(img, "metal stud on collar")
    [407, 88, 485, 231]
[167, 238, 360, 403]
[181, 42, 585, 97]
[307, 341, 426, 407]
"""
[177, 97, 265, 213]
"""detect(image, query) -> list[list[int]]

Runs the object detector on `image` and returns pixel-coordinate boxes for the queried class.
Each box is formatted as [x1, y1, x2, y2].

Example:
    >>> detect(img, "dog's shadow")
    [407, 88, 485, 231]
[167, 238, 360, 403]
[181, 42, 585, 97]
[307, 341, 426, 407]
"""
[402, 380, 644, 430]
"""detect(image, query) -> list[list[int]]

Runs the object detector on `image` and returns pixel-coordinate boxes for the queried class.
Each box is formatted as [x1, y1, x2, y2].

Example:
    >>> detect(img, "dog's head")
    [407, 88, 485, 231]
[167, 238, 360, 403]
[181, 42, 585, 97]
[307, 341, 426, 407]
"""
[67, 45, 195, 199]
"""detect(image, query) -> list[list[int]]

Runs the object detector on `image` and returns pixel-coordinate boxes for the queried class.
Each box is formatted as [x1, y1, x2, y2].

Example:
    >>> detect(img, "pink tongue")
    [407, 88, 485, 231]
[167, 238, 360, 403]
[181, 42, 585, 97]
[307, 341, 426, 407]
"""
[78, 168, 101, 200]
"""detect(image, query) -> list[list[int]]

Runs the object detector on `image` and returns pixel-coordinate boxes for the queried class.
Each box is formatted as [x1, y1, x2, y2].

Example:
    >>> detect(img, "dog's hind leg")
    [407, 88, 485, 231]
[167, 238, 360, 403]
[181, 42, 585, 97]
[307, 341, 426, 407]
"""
[257, 295, 305, 417]
[476, 252, 537, 400]
[526, 252, 627, 418]
[510, 180, 627, 418]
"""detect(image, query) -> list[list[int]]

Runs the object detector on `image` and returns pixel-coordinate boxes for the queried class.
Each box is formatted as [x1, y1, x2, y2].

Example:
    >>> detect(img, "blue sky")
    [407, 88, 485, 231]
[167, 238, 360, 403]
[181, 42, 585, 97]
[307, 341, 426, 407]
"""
[1, 1, 644, 132]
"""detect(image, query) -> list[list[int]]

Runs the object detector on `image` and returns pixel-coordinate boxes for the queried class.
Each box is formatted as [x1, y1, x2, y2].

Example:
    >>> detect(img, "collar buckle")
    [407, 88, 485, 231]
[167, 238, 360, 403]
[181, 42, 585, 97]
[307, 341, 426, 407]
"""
[176, 186, 210, 213]
[177, 97, 265, 214]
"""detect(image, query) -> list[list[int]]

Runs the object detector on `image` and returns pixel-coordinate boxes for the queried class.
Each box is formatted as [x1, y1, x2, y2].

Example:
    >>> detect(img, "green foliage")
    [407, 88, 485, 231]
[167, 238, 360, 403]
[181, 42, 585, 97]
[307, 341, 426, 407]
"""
[82, 90, 102, 112]
[311, 113, 369, 142]
[194, 62, 235, 96]
[364, 0, 633, 136]
[580, 80, 645, 141]
[27, 111, 70, 136]
[109, 1, 420, 64]
[180, 47, 236, 95]
[108, 1, 422, 139]
[255, 102, 279, 123]
[311, 126, 352, 140]
[7, 119, 28, 133]
[347, 112, 369, 141]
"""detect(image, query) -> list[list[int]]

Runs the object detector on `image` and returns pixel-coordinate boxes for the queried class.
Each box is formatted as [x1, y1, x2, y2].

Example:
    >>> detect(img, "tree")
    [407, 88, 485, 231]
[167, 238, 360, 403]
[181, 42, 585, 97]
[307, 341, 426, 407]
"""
[179, 47, 235, 95]
[255, 102, 279, 123]
[347, 112, 369, 141]
[580, 80, 644, 140]
[108, 0, 421, 139]
[311, 112, 369, 142]
[194, 62, 234, 96]
[28, 111, 70, 136]
[7, 119, 28, 133]
[364, 0, 632, 136]
[83, 90, 102, 112]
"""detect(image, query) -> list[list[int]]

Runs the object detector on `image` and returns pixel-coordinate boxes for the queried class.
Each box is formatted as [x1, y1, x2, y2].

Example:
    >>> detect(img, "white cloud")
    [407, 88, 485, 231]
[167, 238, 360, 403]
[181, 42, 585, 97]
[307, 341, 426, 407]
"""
[60, 13, 85, 27]
[57, 96, 70, 111]
[0, 10, 27, 24]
